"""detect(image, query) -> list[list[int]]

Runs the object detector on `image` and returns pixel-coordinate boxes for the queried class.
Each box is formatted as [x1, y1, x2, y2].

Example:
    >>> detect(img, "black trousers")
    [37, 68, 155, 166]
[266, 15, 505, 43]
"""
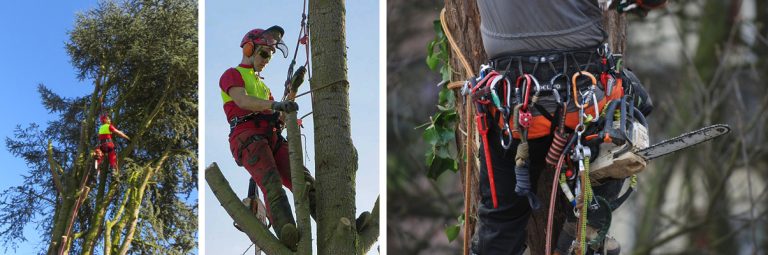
[474, 125, 553, 255]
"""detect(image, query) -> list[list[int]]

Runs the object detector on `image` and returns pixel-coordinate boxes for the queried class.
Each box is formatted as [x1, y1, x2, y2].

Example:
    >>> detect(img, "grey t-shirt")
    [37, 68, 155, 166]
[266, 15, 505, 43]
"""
[477, 0, 605, 58]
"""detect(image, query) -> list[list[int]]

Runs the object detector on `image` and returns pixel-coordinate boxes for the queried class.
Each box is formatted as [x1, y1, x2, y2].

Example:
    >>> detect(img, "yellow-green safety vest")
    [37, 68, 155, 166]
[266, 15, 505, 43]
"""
[221, 66, 271, 103]
[98, 124, 112, 135]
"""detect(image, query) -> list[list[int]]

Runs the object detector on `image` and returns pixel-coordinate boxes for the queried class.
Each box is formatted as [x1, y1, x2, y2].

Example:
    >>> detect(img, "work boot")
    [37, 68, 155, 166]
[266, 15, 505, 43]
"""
[356, 211, 371, 232]
[303, 167, 318, 220]
[263, 170, 298, 250]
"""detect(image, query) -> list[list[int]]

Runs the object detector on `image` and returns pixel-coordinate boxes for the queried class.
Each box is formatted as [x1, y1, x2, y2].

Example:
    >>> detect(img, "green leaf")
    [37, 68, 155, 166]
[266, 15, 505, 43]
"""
[427, 156, 457, 179]
[440, 64, 452, 82]
[426, 54, 439, 70]
[445, 224, 460, 243]
[423, 125, 439, 146]
[433, 20, 444, 39]
[437, 86, 455, 105]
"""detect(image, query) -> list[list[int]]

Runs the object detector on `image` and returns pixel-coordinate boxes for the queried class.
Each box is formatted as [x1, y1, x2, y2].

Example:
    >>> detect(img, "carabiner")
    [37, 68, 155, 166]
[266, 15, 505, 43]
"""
[515, 74, 533, 111]
[549, 73, 566, 105]
[571, 71, 597, 108]
[489, 75, 504, 108]
[590, 91, 600, 123]
[500, 121, 514, 149]
[528, 74, 542, 98]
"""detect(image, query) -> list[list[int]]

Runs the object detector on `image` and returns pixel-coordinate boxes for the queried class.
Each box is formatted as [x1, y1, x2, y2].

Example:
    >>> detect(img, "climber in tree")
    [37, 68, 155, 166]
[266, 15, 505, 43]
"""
[219, 26, 316, 251]
[97, 114, 130, 177]
[468, 1, 665, 254]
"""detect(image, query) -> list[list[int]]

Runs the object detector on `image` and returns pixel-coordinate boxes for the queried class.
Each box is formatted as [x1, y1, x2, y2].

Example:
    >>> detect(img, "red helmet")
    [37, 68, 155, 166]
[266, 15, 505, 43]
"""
[100, 114, 109, 123]
[240, 26, 288, 58]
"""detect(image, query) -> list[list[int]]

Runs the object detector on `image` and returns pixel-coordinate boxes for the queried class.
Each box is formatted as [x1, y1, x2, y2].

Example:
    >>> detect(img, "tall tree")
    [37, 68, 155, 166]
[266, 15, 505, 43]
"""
[0, 0, 198, 254]
[205, 0, 379, 254]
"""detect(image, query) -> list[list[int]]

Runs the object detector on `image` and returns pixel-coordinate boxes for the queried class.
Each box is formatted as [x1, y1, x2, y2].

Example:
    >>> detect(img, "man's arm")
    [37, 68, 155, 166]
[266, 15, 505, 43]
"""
[228, 87, 274, 112]
[110, 126, 131, 141]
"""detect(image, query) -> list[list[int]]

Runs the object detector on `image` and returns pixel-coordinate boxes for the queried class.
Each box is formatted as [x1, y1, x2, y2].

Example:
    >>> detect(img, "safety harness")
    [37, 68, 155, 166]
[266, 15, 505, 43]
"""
[466, 44, 650, 254]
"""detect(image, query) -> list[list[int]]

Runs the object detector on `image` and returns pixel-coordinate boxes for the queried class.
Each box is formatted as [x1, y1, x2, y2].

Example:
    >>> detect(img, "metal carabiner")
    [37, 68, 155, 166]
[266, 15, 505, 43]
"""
[497, 76, 514, 149]
[549, 73, 565, 105]
[590, 91, 600, 123]
[489, 74, 504, 108]
[500, 121, 514, 149]
[528, 74, 542, 98]
[571, 71, 597, 109]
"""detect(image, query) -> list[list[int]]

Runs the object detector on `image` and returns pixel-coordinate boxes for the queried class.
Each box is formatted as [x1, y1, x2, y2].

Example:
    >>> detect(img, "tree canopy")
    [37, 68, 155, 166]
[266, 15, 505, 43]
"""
[1, 0, 198, 254]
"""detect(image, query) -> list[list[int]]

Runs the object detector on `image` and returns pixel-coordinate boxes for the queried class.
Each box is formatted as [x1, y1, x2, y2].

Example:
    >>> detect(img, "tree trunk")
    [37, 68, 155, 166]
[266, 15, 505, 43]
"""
[308, 0, 359, 254]
[441, 2, 626, 254]
[441, 2, 486, 254]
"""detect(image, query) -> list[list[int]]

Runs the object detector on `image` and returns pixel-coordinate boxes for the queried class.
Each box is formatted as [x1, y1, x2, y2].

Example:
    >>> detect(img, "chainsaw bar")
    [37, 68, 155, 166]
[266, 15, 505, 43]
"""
[636, 124, 730, 160]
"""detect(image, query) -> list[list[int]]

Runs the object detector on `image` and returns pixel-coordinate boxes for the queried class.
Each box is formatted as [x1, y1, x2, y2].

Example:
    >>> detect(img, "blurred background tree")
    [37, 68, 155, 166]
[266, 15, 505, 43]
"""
[387, 0, 768, 254]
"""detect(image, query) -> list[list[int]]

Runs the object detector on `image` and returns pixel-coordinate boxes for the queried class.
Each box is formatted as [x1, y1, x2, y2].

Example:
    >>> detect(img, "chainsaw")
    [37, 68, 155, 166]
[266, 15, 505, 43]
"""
[590, 100, 731, 182]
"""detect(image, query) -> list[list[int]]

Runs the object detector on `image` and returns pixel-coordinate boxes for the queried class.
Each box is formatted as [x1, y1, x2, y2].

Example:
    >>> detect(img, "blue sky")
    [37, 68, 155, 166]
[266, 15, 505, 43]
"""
[203, 1, 380, 254]
[0, 1, 199, 254]
[0, 1, 98, 254]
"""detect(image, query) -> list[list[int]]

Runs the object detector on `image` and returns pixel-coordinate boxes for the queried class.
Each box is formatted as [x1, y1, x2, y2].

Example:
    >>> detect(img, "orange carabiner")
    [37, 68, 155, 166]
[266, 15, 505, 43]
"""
[571, 71, 597, 108]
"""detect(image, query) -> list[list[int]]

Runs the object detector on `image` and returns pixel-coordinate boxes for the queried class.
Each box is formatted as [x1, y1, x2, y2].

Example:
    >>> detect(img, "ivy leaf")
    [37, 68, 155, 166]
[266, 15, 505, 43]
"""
[445, 224, 460, 243]
[423, 125, 439, 146]
[433, 20, 444, 39]
[427, 54, 440, 70]
[427, 156, 457, 179]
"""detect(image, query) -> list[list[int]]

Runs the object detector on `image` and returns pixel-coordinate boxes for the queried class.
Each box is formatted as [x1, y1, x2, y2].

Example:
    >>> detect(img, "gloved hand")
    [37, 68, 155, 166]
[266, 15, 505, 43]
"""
[271, 101, 299, 113]
[289, 66, 307, 92]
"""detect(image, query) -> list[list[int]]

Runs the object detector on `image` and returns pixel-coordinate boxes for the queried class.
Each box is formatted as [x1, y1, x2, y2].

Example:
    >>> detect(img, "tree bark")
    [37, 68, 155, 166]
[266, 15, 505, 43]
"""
[286, 111, 313, 255]
[206, 163, 293, 255]
[308, 0, 360, 254]
[441, 2, 486, 254]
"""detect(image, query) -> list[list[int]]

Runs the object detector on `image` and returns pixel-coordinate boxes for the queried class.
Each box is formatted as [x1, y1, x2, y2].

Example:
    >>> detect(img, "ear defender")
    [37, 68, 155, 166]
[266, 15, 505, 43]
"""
[242, 41, 255, 57]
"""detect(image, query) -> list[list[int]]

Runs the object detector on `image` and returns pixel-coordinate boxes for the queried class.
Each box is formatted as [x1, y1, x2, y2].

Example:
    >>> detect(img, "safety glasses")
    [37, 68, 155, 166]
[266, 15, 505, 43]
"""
[258, 48, 273, 59]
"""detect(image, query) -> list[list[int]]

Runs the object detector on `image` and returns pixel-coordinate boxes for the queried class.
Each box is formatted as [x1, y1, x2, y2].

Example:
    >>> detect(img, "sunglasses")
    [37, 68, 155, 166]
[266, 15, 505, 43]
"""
[257, 48, 273, 59]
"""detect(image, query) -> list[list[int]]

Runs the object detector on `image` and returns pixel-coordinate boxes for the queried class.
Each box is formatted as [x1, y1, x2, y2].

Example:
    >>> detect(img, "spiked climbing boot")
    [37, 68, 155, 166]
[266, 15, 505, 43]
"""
[263, 170, 298, 250]
[303, 167, 318, 221]
[355, 211, 371, 232]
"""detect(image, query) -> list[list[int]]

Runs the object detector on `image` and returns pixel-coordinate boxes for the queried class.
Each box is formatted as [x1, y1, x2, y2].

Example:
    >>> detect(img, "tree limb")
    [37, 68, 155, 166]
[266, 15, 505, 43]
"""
[286, 111, 313, 255]
[357, 196, 380, 255]
[205, 163, 293, 255]
[117, 148, 173, 255]
[47, 140, 65, 195]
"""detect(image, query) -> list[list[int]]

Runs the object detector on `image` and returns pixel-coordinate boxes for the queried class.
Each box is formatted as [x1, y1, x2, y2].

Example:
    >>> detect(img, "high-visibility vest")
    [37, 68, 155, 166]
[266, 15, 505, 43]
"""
[221, 66, 271, 103]
[98, 124, 112, 135]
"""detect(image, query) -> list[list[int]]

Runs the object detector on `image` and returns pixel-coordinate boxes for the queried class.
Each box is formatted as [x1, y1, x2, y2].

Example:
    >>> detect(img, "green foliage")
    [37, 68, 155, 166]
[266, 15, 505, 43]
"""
[423, 19, 459, 180]
[444, 213, 464, 243]
[0, 0, 198, 254]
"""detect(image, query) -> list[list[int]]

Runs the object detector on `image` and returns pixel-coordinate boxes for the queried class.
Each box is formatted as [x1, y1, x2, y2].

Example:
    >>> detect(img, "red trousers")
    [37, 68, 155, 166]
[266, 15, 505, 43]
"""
[229, 129, 294, 213]
[98, 141, 118, 170]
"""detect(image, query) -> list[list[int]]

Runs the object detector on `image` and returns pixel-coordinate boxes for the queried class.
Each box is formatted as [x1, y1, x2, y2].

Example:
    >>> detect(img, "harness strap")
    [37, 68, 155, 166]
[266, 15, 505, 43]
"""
[229, 113, 280, 132]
